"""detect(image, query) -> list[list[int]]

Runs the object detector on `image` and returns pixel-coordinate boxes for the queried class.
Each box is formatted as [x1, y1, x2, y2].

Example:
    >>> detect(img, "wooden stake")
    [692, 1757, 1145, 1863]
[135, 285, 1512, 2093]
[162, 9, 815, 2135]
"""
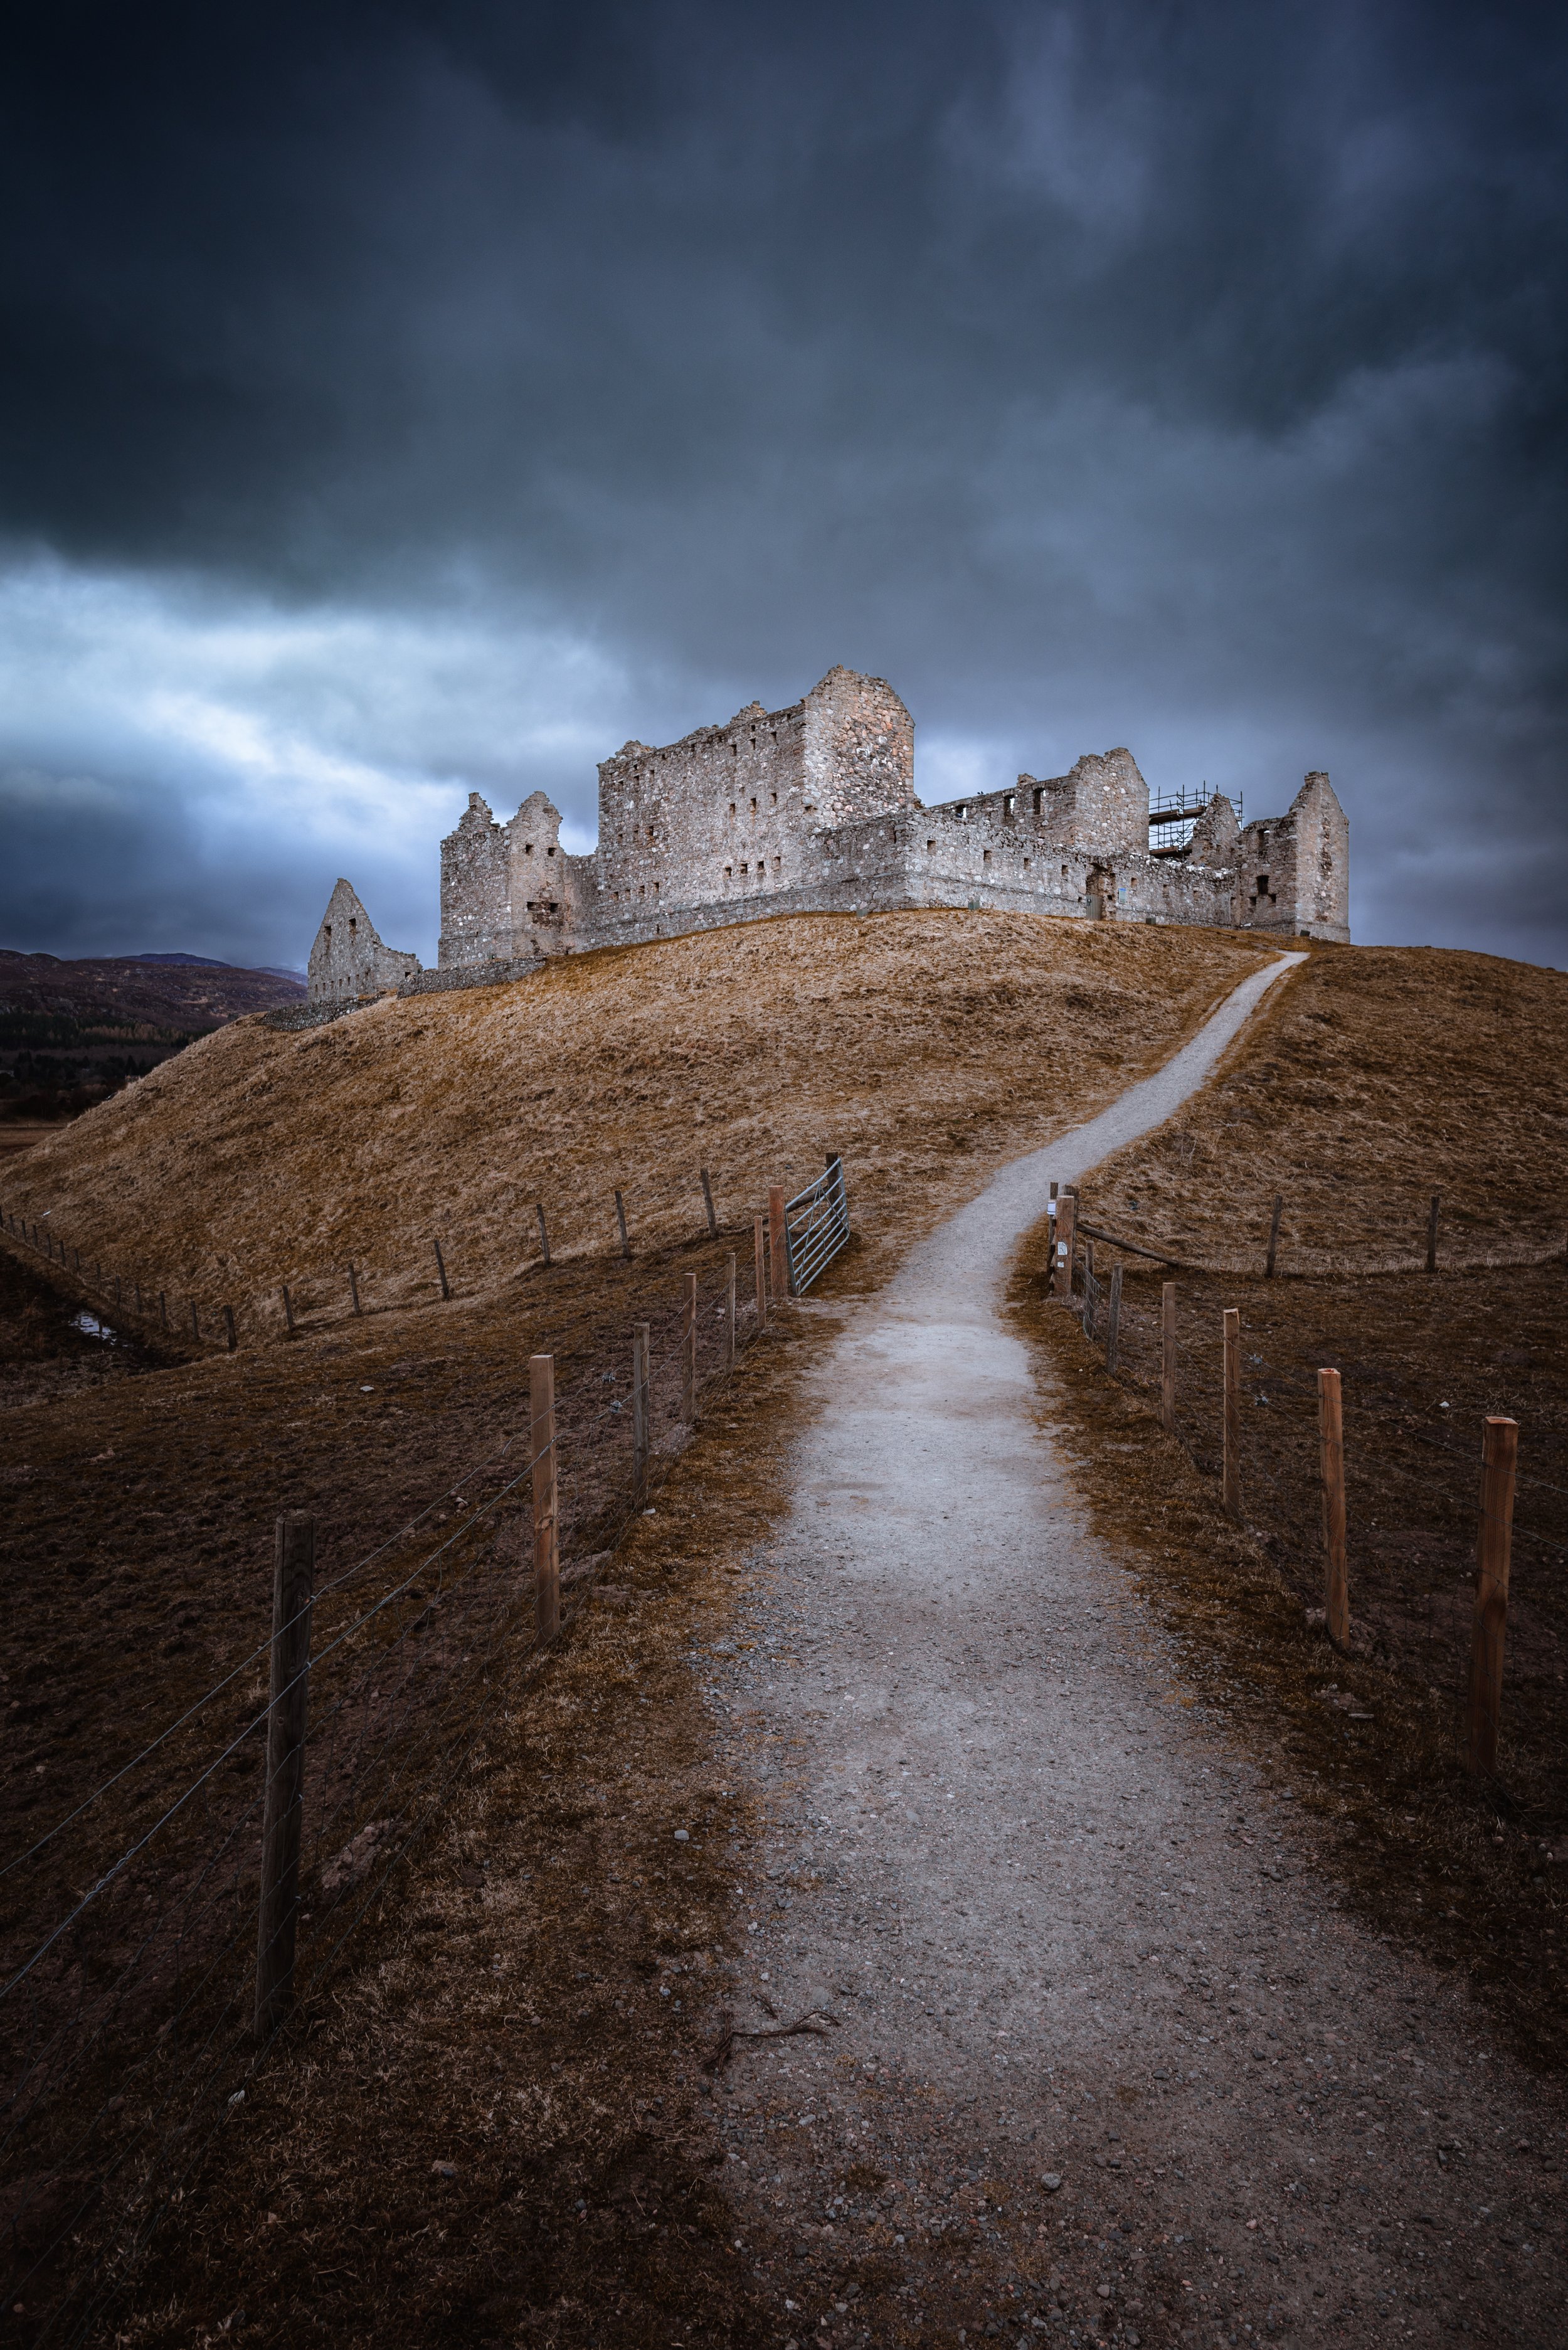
[531, 1354, 560, 1644]
[615, 1189, 630, 1260]
[1265, 1194, 1283, 1279]
[536, 1203, 551, 1268]
[433, 1238, 450, 1300]
[769, 1184, 790, 1300]
[255, 1513, 314, 2038]
[1052, 1193, 1076, 1299]
[1426, 1191, 1441, 1275]
[701, 1167, 718, 1237]
[1318, 1368, 1349, 1649]
[1222, 1307, 1241, 1519]
[632, 1322, 650, 1501]
[754, 1215, 767, 1327]
[1106, 1263, 1123, 1374]
[348, 1263, 361, 1315]
[724, 1250, 736, 1369]
[1160, 1281, 1176, 1432]
[223, 1304, 237, 1353]
[159, 1290, 169, 1329]
[1466, 1416, 1518, 1775]
[682, 1273, 698, 1420]
[282, 1284, 295, 1334]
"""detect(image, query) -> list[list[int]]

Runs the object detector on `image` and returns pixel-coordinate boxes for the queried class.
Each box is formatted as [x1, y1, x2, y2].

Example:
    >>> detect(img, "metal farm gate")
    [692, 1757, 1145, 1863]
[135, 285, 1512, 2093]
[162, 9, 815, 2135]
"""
[782, 1155, 850, 1295]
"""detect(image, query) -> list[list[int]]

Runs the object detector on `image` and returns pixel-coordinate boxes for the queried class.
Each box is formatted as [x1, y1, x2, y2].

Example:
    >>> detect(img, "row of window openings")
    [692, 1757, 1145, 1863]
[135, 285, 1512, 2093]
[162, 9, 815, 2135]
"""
[625, 725, 787, 779]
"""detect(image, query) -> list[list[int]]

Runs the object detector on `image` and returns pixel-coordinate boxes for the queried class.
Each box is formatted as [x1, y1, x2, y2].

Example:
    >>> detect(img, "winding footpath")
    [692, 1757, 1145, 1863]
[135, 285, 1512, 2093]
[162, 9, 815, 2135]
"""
[707, 955, 1566, 2349]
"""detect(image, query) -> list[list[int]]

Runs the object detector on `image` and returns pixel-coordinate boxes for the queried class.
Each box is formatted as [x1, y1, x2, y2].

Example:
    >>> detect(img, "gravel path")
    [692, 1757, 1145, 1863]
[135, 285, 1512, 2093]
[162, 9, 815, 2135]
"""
[705, 955, 1567, 2349]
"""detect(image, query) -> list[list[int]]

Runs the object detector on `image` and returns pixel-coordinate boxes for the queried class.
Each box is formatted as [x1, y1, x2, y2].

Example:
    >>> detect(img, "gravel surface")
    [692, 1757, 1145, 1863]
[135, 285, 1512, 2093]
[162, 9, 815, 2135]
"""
[701, 956, 1567, 2347]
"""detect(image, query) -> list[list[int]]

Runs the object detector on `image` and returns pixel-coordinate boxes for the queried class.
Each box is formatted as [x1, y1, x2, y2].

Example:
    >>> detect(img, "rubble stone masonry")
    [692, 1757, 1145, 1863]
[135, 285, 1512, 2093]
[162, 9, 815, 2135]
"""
[307, 666, 1350, 1003]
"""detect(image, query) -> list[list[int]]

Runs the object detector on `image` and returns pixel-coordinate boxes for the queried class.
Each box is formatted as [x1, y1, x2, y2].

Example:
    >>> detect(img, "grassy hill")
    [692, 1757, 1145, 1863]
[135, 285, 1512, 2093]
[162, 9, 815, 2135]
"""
[0, 909, 1271, 1339]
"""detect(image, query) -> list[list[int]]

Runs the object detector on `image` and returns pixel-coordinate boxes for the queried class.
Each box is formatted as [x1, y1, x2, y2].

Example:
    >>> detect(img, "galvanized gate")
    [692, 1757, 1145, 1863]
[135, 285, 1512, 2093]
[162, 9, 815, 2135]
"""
[782, 1156, 850, 1295]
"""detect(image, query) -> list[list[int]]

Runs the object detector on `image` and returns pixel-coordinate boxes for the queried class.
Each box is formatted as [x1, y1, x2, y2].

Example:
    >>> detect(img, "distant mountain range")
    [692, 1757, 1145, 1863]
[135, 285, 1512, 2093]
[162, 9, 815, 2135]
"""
[0, 950, 308, 1113]
[128, 952, 309, 982]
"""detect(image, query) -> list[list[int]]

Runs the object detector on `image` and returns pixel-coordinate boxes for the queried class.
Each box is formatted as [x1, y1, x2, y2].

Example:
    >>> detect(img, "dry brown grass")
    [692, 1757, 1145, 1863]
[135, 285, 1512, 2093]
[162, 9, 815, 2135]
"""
[1012, 936, 1568, 2070]
[0, 910, 1269, 1337]
[1079, 942, 1568, 1273]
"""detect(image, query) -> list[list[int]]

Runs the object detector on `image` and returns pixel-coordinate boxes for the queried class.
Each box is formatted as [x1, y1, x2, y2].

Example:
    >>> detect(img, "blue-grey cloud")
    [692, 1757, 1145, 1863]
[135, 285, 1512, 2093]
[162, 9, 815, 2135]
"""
[2, 0, 1564, 967]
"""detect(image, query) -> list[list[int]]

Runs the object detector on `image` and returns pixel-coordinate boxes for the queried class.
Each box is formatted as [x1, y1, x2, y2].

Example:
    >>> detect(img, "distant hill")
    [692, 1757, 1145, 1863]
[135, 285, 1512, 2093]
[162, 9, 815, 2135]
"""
[0, 950, 308, 1120]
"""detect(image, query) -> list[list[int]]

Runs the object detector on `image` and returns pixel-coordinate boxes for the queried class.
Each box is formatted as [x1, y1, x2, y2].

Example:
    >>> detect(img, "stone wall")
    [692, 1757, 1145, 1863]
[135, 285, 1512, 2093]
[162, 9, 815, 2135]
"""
[307, 880, 422, 1002]
[1236, 772, 1350, 942]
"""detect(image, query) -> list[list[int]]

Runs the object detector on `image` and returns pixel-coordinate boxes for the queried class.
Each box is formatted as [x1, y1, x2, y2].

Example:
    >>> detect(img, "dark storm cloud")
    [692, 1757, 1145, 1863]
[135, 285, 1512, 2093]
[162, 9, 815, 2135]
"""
[3, 0, 1565, 963]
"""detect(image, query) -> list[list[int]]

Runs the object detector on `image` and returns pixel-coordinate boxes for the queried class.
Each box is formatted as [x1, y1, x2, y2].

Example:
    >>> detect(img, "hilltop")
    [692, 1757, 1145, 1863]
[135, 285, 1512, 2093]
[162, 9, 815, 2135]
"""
[0, 910, 1270, 1336]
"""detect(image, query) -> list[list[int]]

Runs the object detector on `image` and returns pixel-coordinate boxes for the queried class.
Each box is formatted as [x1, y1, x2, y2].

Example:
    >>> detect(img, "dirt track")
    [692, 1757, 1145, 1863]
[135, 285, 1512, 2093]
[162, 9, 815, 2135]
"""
[707, 959, 1567, 2346]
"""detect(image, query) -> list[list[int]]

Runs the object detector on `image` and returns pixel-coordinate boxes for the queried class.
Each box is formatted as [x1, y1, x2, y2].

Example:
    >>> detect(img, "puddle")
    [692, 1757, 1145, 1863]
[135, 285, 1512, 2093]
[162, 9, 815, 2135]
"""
[71, 1309, 122, 1344]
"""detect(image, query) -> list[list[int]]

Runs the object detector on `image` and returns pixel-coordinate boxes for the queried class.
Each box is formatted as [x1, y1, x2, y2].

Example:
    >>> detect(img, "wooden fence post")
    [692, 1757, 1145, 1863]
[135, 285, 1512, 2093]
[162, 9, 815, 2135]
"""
[282, 1284, 296, 1335]
[1052, 1193, 1076, 1299]
[1160, 1281, 1176, 1433]
[1265, 1194, 1283, 1280]
[682, 1273, 698, 1419]
[531, 1354, 559, 1643]
[1106, 1263, 1123, 1374]
[224, 1304, 237, 1353]
[348, 1263, 361, 1315]
[1466, 1416, 1518, 1775]
[190, 1300, 200, 1341]
[159, 1291, 169, 1329]
[632, 1322, 650, 1501]
[536, 1203, 551, 1268]
[1222, 1307, 1241, 1519]
[769, 1185, 790, 1300]
[255, 1513, 314, 2038]
[701, 1168, 718, 1237]
[754, 1213, 768, 1326]
[1426, 1191, 1441, 1276]
[1318, 1368, 1349, 1649]
[433, 1238, 450, 1300]
[615, 1190, 630, 1261]
[724, 1250, 736, 1369]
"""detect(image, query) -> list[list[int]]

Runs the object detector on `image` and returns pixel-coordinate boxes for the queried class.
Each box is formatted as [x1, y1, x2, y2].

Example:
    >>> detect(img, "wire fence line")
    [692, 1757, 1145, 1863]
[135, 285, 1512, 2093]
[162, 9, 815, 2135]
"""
[2, 1168, 844, 2344]
[0, 1147, 839, 1357]
[1052, 1203, 1564, 1783]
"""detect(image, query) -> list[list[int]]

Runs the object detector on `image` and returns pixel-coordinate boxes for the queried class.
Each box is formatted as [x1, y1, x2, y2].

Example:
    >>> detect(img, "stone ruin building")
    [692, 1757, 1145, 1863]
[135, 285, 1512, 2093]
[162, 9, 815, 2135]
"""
[307, 665, 1348, 1004]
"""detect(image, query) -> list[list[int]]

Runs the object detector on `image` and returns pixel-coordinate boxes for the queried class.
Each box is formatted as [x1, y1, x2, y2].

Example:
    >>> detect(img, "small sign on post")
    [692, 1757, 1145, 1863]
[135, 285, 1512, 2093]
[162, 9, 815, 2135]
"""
[1160, 1281, 1176, 1432]
[1466, 1416, 1518, 1775]
[255, 1513, 315, 2038]
[1052, 1193, 1076, 1299]
[1222, 1307, 1242, 1520]
[1318, 1367, 1349, 1648]
[531, 1354, 559, 1644]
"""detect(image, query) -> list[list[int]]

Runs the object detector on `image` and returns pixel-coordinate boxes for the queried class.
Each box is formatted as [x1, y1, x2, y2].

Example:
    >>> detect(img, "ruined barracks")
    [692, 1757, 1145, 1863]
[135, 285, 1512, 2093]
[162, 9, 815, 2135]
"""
[307, 666, 1349, 1004]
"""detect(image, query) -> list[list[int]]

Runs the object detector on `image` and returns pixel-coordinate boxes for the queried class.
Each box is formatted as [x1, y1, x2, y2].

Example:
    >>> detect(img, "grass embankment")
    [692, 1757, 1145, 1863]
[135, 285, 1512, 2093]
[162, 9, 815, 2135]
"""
[1011, 940, 1568, 2068]
[0, 909, 1270, 1337]
[3, 909, 1269, 2342]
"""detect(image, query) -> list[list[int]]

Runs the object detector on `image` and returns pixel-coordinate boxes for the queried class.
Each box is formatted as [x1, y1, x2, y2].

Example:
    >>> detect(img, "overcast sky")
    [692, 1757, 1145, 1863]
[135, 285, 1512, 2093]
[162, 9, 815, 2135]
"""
[4, 0, 1565, 970]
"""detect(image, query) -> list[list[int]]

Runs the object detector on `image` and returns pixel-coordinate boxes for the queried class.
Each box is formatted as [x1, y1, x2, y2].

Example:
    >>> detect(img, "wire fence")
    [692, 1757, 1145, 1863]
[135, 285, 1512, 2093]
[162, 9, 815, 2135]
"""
[0, 1174, 834, 2344]
[1052, 1204, 1567, 1781]
[0, 1149, 839, 1356]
